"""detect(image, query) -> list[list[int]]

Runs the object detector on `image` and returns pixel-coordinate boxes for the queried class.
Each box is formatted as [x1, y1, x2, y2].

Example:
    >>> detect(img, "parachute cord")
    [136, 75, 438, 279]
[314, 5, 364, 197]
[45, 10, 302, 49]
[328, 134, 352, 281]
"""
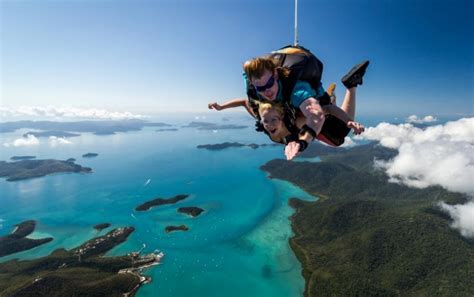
[294, 0, 299, 46]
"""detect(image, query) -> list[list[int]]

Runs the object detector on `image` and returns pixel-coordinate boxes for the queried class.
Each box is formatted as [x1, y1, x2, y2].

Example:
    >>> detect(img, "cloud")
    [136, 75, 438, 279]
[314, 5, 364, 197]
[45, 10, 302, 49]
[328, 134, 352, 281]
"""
[3, 135, 40, 147]
[49, 136, 73, 147]
[439, 202, 474, 238]
[406, 114, 438, 124]
[357, 117, 474, 238]
[0, 106, 148, 120]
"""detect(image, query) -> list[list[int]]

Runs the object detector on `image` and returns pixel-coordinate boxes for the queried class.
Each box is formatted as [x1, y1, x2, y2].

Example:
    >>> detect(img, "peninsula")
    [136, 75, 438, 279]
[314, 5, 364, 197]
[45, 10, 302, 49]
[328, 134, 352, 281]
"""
[0, 226, 163, 296]
[0, 159, 92, 181]
[135, 194, 190, 211]
[261, 142, 474, 296]
[0, 220, 53, 257]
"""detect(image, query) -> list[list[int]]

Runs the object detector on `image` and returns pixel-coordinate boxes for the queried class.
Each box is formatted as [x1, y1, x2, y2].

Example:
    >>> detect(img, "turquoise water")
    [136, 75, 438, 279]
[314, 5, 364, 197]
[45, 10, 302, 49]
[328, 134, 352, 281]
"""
[0, 113, 317, 297]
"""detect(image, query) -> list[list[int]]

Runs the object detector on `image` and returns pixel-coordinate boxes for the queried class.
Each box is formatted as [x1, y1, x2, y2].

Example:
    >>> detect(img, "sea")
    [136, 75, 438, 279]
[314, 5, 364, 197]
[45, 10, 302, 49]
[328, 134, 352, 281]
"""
[0, 112, 459, 296]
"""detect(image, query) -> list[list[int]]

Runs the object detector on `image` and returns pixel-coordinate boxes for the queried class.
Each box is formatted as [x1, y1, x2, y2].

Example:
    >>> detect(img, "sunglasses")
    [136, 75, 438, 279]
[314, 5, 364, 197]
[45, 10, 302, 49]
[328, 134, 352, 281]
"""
[254, 75, 275, 92]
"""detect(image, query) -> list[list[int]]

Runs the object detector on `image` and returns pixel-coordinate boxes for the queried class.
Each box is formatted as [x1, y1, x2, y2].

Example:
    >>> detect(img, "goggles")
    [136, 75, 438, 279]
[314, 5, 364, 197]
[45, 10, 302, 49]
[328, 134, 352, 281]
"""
[254, 75, 275, 92]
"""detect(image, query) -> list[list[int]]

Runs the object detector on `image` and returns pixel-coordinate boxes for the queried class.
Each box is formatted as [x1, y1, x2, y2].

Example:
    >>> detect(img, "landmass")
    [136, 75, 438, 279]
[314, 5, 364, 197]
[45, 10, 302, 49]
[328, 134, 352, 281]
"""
[135, 194, 190, 211]
[165, 225, 189, 233]
[182, 121, 247, 130]
[0, 220, 53, 257]
[82, 153, 98, 158]
[156, 128, 178, 132]
[66, 158, 76, 163]
[93, 223, 111, 231]
[23, 131, 81, 138]
[177, 207, 204, 217]
[197, 142, 278, 150]
[0, 159, 92, 181]
[261, 142, 474, 296]
[0, 226, 164, 296]
[10, 156, 36, 161]
[0, 119, 171, 135]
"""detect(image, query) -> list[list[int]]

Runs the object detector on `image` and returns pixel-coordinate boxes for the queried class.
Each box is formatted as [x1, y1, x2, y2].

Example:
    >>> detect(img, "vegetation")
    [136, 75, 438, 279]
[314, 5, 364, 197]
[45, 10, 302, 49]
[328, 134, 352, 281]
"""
[0, 220, 53, 257]
[135, 194, 189, 211]
[0, 159, 91, 181]
[261, 142, 474, 297]
[0, 227, 147, 296]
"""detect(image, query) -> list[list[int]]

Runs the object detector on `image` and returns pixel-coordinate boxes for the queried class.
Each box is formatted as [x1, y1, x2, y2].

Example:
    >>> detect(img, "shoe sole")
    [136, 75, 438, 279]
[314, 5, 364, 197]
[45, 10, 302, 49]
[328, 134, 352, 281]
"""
[341, 60, 370, 84]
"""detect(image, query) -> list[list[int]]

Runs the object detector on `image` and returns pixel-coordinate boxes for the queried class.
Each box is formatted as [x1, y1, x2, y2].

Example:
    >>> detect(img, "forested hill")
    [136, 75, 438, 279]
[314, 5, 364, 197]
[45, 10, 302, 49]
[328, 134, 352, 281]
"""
[261, 143, 474, 297]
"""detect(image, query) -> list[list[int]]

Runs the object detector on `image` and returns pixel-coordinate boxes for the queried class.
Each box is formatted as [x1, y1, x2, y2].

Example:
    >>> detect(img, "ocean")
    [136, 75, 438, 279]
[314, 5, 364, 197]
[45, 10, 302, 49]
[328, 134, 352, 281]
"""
[0, 112, 459, 296]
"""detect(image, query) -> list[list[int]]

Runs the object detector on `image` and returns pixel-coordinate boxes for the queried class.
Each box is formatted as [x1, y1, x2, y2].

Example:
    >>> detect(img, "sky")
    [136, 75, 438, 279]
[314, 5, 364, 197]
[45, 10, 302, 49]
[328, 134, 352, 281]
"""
[1, 0, 473, 116]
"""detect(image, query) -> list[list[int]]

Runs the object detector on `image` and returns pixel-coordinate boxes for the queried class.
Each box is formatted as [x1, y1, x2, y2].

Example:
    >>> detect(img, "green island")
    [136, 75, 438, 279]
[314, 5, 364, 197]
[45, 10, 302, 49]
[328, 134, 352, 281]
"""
[10, 156, 36, 161]
[0, 159, 92, 181]
[93, 223, 111, 231]
[135, 194, 189, 211]
[177, 206, 204, 217]
[165, 225, 189, 233]
[197, 142, 278, 150]
[0, 220, 53, 257]
[261, 142, 474, 297]
[0, 226, 163, 296]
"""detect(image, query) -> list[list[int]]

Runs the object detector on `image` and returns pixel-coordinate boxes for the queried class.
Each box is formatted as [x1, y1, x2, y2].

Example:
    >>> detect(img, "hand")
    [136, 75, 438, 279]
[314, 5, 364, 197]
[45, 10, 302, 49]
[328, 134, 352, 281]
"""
[208, 102, 223, 111]
[347, 121, 365, 135]
[285, 141, 300, 160]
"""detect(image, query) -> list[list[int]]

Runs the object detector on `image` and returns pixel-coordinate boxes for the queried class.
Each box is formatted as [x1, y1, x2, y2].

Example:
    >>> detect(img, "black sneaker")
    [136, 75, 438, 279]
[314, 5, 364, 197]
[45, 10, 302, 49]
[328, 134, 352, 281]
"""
[341, 60, 370, 89]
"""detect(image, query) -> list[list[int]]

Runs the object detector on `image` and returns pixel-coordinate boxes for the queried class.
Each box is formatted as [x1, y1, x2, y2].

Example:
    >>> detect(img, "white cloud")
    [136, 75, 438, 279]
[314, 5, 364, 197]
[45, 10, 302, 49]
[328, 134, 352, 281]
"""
[3, 135, 40, 147]
[439, 202, 474, 238]
[49, 136, 73, 147]
[406, 114, 438, 124]
[357, 117, 474, 238]
[0, 106, 148, 120]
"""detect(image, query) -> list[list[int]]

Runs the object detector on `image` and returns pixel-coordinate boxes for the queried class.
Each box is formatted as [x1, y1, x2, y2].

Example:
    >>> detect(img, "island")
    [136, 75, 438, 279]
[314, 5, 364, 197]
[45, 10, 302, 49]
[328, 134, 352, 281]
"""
[260, 142, 474, 296]
[93, 223, 111, 231]
[23, 131, 81, 138]
[0, 159, 92, 181]
[82, 153, 98, 158]
[0, 119, 172, 135]
[0, 220, 53, 257]
[66, 158, 76, 163]
[0, 226, 164, 296]
[182, 121, 247, 130]
[10, 156, 36, 161]
[135, 194, 190, 211]
[165, 225, 189, 233]
[177, 207, 204, 217]
[156, 128, 178, 132]
[197, 142, 278, 150]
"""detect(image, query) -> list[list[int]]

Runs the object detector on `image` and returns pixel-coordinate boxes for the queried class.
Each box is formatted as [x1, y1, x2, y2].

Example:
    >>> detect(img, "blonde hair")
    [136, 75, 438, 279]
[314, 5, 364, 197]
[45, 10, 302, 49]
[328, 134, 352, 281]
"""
[257, 102, 284, 117]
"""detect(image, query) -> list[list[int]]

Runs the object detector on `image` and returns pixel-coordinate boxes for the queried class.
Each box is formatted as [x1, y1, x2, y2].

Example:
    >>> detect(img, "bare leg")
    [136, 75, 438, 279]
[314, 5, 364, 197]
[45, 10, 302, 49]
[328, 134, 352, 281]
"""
[340, 87, 356, 120]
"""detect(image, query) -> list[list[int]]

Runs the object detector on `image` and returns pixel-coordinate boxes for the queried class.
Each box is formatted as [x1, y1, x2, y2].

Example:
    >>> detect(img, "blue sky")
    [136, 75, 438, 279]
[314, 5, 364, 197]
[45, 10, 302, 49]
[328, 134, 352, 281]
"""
[1, 0, 473, 116]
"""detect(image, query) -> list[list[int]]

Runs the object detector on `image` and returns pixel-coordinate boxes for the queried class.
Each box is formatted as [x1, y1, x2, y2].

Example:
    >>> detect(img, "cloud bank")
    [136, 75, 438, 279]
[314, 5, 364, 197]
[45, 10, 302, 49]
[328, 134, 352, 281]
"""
[3, 135, 40, 147]
[406, 114, 438, 124]
[357, 117, 474, 237]
[49, 136, 73, 147]
[0, 106, 148, 120]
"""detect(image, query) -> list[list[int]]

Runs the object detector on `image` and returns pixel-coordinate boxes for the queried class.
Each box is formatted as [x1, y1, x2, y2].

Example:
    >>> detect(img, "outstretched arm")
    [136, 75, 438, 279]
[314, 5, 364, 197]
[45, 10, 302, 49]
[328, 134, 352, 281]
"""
[208, 98, 256, 118]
